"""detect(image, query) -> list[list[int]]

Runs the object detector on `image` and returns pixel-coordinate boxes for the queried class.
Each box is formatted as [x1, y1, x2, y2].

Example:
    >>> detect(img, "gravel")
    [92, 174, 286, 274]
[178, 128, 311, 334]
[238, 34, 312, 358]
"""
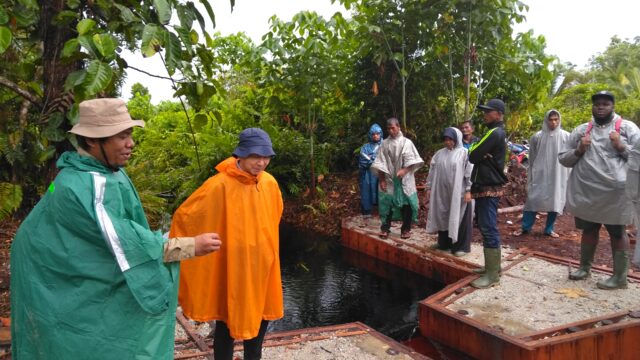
[446, 256, 640, 336]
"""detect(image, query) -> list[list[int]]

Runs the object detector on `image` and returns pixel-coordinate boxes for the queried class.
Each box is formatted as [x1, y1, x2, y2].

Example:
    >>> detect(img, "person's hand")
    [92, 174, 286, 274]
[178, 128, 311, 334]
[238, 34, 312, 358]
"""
[396, 167, 409, 178]
[464, 191, 472, 203]
[577, 134, 591, 155]
[194, 233, 222, 256]
[610, 131, 626, 152]
[379, 179, 387, 192]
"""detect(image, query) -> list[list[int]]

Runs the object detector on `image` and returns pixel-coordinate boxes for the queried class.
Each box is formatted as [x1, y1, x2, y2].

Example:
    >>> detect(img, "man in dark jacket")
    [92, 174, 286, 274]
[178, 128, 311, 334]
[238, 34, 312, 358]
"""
[468, 98, 508, 288]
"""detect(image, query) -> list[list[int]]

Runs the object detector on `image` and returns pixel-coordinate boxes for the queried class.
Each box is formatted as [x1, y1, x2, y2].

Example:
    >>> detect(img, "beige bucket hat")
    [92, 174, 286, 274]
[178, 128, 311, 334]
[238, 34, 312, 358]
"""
[69, 98, 145, 138]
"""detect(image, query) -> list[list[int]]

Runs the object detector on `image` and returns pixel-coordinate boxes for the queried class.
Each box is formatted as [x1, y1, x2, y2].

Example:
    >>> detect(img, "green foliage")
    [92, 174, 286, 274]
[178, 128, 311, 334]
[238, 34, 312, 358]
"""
[0, 0, 233, 208]
[5, 0, 640, 222]
[0, 182, 22, 220]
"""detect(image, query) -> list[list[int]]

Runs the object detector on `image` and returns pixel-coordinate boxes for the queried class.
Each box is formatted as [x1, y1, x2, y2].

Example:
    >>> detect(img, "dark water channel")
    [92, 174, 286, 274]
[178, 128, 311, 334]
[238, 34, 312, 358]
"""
[270, 225, 445, 341]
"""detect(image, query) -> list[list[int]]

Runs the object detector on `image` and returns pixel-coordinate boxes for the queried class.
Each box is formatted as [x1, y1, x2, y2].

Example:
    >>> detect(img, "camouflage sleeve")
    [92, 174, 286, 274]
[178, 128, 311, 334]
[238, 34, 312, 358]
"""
[163, 237, 195, 262]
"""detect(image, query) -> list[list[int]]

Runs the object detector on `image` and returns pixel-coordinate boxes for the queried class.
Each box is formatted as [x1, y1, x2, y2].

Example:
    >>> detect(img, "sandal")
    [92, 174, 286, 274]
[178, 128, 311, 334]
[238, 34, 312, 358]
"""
[401, 231, 411, 239]
[545, 231, 560, 238]
[379, 231, 390, 239]
[512, 229, 529, 236]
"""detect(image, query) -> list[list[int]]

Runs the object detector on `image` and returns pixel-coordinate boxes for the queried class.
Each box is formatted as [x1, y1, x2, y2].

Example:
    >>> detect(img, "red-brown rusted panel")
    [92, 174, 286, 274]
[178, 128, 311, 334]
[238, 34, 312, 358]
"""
[418, 253, 640, 360]
[341, 221, 477, 284]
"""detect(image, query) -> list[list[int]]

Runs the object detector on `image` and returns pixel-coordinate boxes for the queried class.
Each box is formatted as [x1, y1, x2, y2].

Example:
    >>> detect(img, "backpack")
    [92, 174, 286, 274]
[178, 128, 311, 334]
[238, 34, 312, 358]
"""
[585, 117, 622, 135]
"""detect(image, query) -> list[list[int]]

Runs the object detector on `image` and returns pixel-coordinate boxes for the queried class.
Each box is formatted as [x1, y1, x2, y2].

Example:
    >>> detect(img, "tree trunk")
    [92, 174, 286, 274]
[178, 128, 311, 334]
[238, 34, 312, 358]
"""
[40, 0, 81, 180]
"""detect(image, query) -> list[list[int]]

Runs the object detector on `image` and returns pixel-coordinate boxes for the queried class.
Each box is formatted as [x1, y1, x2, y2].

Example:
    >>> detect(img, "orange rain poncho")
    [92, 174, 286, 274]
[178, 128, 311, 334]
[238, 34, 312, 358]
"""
[170, 157, 284, 339]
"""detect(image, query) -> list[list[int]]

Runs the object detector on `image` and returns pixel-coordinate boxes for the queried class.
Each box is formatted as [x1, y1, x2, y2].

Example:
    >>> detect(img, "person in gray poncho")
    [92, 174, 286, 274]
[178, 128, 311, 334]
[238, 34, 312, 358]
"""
[425, 127, 473, 256]
[559, 91, 640, 289]
[371, 117, 424, 239]
[514, 110, 570, 238]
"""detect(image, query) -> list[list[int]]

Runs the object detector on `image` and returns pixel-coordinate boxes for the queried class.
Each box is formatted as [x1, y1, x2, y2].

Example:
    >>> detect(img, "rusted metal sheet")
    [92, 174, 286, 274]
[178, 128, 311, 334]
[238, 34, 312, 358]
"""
[176, 310, 210, 353]
[342, 217, 486, 284]
[419, 252, 640, 360]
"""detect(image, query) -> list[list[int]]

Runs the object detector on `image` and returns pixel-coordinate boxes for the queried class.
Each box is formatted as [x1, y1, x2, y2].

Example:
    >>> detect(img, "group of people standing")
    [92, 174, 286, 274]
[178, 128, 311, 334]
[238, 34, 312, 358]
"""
[358, 91, 640, 291]
[9, 90, 640, 359]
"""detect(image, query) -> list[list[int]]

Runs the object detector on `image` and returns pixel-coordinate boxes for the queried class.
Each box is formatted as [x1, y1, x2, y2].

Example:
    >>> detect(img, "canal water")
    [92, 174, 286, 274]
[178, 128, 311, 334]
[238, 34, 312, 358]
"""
[270, 225, 445, 341]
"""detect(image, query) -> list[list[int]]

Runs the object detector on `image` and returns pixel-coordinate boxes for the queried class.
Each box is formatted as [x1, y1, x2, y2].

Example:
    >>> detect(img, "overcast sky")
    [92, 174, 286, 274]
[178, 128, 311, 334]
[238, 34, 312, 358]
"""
[121, 0, 640, 103]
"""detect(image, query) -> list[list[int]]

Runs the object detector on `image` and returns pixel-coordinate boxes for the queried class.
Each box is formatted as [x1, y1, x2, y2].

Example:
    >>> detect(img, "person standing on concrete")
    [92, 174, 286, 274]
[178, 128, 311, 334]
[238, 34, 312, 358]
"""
[513, 110, 570, 238]
[559, 91, 640, 289]
[425, 127, 473, 257]
[371, 117, 424, 239]
[460, 120, 480, 150]
[358, 123, 383, 219]
[171, 128, 284, 359]
[468, 99, 508, 288]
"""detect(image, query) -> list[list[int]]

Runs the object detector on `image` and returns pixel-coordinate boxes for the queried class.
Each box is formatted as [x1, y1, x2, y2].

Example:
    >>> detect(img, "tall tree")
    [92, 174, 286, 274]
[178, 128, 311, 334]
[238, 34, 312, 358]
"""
[0, 0, 234, 208]
[261, 10, 358, 195]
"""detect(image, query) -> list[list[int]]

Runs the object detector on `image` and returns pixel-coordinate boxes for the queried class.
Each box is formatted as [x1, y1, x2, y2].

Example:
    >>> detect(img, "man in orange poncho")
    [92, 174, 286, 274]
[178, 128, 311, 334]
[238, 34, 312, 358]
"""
[170, 128, 283, 360]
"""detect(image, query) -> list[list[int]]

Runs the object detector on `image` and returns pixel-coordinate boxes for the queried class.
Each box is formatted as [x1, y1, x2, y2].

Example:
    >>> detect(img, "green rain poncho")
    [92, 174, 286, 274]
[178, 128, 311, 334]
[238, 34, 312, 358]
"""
[10, 151, 179, 359]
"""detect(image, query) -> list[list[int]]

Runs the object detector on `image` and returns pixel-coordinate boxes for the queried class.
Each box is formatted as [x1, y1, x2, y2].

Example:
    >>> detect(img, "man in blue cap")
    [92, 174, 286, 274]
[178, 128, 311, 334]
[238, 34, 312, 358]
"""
[559, 91, 640, 289]
[468, 98, 508, 288]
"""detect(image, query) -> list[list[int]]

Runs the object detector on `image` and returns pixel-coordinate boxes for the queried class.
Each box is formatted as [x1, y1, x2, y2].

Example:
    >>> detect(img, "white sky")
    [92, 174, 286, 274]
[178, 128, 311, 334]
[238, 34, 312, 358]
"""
[513, 0, 640, 68]
[122, 0, 640, 103]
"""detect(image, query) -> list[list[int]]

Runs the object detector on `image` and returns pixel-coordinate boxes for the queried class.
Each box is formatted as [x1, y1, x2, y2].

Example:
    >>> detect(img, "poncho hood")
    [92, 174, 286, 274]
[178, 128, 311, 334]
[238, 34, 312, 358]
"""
[216, 156, 263, 185]
[368, 123, 382, 143]
[57, 150, 114, 174]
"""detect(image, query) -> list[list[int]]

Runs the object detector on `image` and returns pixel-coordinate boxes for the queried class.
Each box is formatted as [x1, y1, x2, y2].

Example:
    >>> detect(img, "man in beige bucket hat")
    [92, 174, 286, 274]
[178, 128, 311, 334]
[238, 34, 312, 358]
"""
[11, 98, 222, 359]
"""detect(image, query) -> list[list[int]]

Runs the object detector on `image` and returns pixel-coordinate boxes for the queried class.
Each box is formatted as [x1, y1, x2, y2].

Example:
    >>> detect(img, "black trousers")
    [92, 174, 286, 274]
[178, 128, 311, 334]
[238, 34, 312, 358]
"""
[437, 202, 473, 253]
[380, 204, 412, 232]
[213, 320, 269, 360]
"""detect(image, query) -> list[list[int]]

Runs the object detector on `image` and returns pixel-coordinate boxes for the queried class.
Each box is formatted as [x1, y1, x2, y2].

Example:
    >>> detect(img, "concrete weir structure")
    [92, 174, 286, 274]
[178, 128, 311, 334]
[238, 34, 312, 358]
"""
[341, 216, 640, 359]
[174, 315, 428, 359]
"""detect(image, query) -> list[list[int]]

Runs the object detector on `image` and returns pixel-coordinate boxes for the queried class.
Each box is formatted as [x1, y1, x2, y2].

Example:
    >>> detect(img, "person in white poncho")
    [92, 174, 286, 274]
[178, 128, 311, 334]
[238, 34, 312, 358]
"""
[371, 118, 424, 239]
[425, 127, 473, 257]
[514, 110, 570, 238]
[559, 91, 640, 290]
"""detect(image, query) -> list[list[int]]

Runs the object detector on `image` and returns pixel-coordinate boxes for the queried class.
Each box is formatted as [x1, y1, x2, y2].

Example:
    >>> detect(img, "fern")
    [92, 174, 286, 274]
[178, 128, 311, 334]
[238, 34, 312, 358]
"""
[0, 182, 22, 221]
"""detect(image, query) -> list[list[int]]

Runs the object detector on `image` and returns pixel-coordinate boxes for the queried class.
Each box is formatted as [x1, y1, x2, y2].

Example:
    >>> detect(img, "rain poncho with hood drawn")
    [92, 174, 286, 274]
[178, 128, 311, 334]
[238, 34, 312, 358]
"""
[371, 131, 424, 222]
[358, 123, 383, 214]
[171, 157, 284, 340]
[11, 151, 179, 359]
[559, 113, 640, 224]
[524, 110, 571, 213]
[425, 128, 472, 243]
